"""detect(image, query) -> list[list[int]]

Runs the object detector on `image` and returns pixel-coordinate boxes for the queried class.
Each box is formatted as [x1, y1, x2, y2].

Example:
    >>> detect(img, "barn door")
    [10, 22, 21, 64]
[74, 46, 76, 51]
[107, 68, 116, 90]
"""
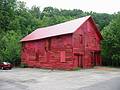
[91, 52, 97, 66]
[75, 55, 83, 68]
[78, 55, 83, 68]
[91, 51, 101, 66]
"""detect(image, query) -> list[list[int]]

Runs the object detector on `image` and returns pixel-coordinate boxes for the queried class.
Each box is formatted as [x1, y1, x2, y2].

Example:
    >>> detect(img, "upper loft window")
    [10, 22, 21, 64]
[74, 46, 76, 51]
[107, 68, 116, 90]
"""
[79, 34, 83, 44]
[94, 37, 97, 46]
[48, 38, 51, 50]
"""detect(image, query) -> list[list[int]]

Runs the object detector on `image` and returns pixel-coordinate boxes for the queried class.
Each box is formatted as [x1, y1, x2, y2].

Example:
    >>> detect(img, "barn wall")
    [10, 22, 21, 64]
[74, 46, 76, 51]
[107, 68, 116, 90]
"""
[72, 22, 87, 68]
[21, 34, 75, 70]
[21, 19, 102, 70]
[86, 19, 101, 51]
[82, 19, 102, 68]
[72, 22, 85, 68]
[72, 19, 102, 68]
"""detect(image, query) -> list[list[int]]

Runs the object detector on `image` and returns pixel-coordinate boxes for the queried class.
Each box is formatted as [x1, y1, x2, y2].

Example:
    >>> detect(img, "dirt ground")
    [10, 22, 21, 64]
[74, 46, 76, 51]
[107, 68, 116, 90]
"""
[0, 67, 120, 90]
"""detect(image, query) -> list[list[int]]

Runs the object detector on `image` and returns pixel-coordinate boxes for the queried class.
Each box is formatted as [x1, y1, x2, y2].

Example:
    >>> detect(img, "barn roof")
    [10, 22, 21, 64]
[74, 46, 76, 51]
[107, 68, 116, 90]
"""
[20, 16, 101, 42]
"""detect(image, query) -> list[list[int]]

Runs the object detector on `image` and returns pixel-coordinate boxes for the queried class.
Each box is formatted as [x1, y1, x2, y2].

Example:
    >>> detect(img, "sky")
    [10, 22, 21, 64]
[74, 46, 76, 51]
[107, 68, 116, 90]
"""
[19, 0, 120, 14]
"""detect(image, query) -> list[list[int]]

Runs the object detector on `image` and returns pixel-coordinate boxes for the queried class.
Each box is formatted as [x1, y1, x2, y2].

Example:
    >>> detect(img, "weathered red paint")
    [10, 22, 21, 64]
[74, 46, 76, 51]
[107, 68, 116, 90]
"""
[20, 16, 102, 70]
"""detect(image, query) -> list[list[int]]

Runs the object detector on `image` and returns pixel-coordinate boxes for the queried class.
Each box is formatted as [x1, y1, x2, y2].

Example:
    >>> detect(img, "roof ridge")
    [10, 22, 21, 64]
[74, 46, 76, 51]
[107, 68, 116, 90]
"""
[20, 16, 91, 42]
[36, 15, 91, 31]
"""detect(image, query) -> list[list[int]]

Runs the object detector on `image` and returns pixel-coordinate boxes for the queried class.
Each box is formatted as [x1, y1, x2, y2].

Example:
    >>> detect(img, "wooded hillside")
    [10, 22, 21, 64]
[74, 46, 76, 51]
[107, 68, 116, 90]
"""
[0, 0, 119, 67]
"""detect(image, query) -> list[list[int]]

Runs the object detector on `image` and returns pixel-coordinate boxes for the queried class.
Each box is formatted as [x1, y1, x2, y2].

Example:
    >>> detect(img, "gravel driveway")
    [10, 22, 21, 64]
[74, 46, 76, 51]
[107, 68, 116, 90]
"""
[0, 67, 120, 90]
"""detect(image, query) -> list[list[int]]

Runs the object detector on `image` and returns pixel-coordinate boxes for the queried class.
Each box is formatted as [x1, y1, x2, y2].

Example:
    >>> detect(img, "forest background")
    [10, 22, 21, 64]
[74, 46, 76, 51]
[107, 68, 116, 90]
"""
[0, 0, 120, 67]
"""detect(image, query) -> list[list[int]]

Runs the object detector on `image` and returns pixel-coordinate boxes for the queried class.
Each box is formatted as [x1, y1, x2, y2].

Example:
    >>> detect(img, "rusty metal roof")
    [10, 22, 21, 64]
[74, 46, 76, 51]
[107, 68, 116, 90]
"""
[21, 16, 91, 42]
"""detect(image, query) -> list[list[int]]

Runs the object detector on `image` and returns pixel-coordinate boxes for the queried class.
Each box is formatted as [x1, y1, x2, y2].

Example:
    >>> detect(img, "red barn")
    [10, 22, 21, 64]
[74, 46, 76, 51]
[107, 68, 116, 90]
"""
[20, 16, 102, 70]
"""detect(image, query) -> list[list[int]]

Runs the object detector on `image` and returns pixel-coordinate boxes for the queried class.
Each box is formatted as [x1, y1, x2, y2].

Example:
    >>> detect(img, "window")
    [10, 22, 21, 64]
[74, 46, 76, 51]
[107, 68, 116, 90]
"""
[45, 38, 51, 51]
[60, 51, 66, 62]
[94, 38, 96, 46]
[48, 38, 51, 50]
[45, 47, 47, 52]
[79, 35, 83, 44]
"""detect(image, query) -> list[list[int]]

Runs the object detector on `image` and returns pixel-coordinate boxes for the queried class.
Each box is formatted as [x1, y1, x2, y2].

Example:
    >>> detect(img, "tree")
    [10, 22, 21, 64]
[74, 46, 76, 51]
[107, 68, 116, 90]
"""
[102, 13, 120, 67]
[0, 0, 16, 31]
[0, 31, 22, 65]
[30, 6, 41, 19]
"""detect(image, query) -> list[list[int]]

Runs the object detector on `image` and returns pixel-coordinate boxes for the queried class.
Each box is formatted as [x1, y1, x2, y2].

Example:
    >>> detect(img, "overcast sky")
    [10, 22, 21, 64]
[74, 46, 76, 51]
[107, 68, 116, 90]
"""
[19, 0, 120, 14]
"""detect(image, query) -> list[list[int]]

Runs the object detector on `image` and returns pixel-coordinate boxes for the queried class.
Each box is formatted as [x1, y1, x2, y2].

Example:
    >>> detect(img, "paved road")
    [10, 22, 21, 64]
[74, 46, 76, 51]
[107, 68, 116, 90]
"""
[0, 67, 120, 90]
[78, 77, 120, 90]
[0, 76, 120, 90]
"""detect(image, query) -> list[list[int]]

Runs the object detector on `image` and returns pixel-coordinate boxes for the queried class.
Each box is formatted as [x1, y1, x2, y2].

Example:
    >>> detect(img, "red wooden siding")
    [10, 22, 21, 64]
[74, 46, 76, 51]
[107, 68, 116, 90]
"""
[21, 16, 102, 70]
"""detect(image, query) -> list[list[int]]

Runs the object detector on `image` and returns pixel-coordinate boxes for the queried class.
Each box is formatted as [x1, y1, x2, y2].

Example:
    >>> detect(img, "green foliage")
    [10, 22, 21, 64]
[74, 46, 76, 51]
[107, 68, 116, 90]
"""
[102, 13, 120, 67]
[0, 0, 114, 66]
[73, 67, 81, 71]
[0, 31, 22, 65]
[41, 7, 112, 30]
[20, 63, 28, 68]
[85, 12, 113, 29]
[0, 0, 16, 31]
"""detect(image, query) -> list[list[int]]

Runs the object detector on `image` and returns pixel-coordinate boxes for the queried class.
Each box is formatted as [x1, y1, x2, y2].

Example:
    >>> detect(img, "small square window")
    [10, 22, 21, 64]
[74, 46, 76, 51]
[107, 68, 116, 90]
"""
[60, 51, 66, 62]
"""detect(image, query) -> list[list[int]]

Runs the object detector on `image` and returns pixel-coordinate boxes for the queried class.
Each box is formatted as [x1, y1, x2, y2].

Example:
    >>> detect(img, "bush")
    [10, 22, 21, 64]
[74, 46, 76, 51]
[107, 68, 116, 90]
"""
[20, 63, 28, 68]
[73, 67, 81, 71]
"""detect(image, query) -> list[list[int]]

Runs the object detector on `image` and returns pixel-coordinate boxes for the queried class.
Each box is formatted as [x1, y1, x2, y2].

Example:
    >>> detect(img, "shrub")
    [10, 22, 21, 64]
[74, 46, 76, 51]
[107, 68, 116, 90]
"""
[20, 63, 28, 68]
